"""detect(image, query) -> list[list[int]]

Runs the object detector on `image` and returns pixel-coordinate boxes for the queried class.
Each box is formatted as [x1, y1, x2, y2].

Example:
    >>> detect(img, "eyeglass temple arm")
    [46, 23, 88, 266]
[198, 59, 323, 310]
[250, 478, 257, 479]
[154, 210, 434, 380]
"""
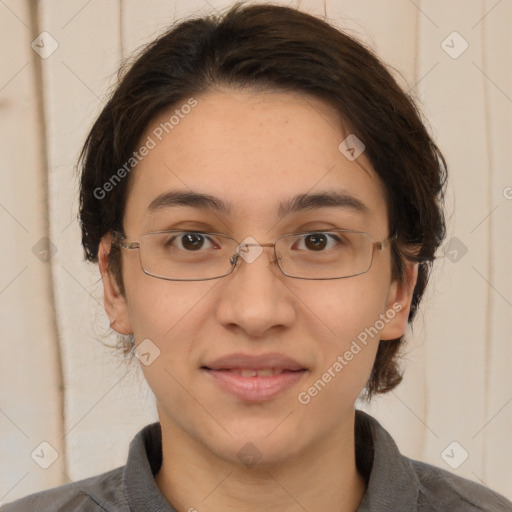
[111, 232, 140, 250]
[375, 231, 398, 251]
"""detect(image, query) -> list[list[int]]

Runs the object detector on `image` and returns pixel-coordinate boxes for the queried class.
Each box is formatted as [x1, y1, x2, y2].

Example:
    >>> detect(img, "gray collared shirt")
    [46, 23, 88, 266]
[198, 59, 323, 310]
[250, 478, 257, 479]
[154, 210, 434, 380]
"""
[2, 411, 511, 511]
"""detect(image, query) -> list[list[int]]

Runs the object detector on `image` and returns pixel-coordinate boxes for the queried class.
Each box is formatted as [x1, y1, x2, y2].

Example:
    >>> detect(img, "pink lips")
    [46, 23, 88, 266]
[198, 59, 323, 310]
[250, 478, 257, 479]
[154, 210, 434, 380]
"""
[202, 352, 307, 402]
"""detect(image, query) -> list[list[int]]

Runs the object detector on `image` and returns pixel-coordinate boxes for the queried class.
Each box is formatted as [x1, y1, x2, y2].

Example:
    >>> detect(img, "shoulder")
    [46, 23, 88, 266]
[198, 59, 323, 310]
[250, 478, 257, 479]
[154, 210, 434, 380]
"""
[355, 410, 512, 512]
[0, 466, 128, 512]
[409, 458, 512, 511]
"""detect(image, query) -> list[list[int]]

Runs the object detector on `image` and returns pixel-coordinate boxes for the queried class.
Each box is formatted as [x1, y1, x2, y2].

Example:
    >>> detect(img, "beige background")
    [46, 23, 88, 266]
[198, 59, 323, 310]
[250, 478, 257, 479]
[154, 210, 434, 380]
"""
[1, 0, 511, 505]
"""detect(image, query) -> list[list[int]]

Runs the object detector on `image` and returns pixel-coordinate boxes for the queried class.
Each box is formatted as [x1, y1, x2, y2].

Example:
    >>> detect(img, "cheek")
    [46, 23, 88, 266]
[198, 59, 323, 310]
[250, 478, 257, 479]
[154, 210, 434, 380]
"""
[314, 274, 391, 343]
[122, 270, 220, 404]
[302, 277, 391, 397]
[122, 251, 213, 339]
[124, 277, 213, 417]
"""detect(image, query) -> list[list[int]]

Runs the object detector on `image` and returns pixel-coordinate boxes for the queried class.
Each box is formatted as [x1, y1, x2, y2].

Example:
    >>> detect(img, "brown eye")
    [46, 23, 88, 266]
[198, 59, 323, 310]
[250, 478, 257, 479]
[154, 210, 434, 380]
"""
[180, 233, 205, 251]
[304, 233, 328, 251]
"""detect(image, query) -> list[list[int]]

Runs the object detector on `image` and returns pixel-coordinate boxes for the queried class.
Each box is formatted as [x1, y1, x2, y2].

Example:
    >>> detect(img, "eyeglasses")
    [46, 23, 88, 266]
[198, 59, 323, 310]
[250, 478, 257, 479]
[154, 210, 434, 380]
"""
[112, 229, 393, 281]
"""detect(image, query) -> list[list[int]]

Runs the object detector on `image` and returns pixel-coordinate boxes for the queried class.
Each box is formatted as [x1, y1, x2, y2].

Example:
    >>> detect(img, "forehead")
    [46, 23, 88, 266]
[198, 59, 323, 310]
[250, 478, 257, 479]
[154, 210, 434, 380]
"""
[123, 88, 389, 232]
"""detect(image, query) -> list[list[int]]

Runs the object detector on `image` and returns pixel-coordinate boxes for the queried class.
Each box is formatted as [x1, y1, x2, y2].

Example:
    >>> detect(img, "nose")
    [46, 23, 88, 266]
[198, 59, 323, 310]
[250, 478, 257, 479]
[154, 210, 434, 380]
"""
[214, 242, 296, 338]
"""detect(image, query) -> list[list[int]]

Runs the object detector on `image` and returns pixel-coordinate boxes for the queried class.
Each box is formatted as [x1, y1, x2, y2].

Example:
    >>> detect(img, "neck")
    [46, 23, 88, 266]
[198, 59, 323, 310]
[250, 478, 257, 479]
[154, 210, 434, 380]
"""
[155, 411, 366, 512]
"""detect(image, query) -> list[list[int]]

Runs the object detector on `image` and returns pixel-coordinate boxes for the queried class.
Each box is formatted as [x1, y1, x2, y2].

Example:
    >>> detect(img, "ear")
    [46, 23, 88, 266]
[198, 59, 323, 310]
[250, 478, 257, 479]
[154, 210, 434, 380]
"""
[98, 234, 133, 335]
[379, 260, 419, 341]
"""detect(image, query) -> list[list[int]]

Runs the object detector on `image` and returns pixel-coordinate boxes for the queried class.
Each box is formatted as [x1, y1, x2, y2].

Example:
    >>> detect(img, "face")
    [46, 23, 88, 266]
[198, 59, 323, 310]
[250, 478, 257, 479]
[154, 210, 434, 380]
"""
[100, 88, 416, 467]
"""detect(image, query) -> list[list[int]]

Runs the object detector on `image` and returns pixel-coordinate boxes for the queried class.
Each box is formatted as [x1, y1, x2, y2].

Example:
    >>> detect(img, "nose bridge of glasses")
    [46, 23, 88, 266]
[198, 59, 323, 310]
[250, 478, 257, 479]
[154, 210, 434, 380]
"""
[232, 239, 280, 267]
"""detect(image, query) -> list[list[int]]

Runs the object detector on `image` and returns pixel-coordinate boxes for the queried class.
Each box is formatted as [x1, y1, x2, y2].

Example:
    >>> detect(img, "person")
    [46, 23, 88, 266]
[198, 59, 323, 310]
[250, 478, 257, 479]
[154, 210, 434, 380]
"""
[2, 3, 511, 511]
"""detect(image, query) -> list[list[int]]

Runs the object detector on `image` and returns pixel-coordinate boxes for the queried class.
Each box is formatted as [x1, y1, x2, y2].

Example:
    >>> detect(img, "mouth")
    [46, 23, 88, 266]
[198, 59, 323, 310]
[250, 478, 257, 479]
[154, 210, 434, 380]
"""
[201, 353, 308, 402]
[210, 368, 298, 377]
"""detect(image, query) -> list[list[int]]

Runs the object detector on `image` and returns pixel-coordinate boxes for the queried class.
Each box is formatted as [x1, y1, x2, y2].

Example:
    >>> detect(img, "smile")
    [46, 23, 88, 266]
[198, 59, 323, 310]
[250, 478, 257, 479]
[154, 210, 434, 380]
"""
[201, 352, 309, 401]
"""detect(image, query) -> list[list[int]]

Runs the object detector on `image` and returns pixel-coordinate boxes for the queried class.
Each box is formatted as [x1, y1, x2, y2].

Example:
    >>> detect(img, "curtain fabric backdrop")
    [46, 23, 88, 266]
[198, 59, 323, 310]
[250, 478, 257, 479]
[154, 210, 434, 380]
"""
[0, 0, 511, 504]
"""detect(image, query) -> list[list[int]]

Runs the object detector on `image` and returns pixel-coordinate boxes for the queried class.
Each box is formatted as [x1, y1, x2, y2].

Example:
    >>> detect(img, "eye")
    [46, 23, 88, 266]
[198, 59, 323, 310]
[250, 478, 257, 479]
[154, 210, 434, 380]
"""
[294, 232, 345, 251]
[166, 232, 219, 251]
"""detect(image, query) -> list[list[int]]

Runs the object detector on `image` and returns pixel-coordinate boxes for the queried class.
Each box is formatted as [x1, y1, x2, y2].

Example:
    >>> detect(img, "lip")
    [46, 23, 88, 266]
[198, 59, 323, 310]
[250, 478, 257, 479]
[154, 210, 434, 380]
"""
[203, 352, 306, 371]
[201, 352, 308, 402]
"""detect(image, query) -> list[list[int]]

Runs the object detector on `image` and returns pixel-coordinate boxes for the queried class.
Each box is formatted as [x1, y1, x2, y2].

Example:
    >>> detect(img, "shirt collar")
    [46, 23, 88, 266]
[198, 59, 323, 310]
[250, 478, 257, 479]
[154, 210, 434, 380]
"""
[122, 421, 177, 512]
[355, 409, 420, 511]
[122, 410, 420, 511]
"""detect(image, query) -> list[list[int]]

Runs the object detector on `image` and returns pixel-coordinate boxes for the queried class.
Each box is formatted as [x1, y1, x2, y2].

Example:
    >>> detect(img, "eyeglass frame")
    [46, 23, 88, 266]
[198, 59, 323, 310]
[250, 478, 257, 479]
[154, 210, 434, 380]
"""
[111, 228, 396, 281]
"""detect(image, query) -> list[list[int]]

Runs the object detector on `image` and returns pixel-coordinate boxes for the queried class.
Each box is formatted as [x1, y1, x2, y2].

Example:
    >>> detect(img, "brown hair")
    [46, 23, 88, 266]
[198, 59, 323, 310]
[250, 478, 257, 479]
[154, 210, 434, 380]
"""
[78, 3, 447, 397]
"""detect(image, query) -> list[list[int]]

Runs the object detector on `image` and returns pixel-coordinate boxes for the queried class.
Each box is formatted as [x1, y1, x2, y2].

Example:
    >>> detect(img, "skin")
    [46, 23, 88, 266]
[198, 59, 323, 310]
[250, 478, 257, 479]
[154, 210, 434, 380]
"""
[98, 88, 418, 512]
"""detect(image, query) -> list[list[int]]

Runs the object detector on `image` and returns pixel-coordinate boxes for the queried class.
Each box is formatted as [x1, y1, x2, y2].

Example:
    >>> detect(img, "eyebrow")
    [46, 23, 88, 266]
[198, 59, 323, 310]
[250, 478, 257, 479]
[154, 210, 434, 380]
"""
[147, 189, 370, 217]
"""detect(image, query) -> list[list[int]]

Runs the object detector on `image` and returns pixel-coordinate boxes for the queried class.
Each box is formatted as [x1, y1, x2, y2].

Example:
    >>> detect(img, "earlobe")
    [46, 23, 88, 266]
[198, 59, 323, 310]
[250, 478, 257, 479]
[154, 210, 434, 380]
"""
[98, 234, 133, 336]
[379, 261, 419, 341]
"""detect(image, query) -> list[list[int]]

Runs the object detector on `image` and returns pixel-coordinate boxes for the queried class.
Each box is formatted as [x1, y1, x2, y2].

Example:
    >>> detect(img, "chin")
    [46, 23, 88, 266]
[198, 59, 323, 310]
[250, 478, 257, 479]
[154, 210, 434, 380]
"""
[200, 420, 308, 469]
